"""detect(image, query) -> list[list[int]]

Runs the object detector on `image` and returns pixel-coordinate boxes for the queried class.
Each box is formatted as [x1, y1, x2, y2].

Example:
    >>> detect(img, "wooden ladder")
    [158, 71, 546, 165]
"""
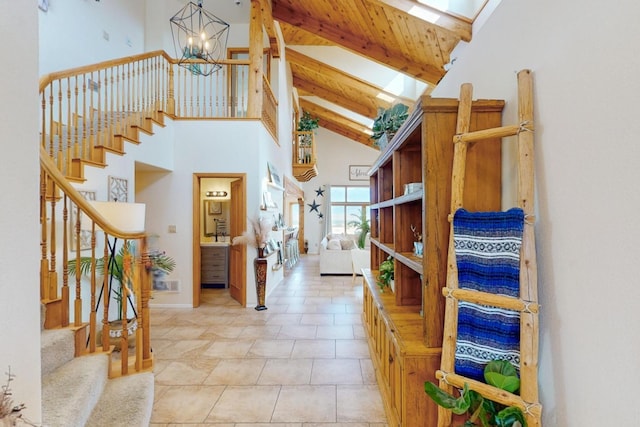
[436, 70, 541, 427]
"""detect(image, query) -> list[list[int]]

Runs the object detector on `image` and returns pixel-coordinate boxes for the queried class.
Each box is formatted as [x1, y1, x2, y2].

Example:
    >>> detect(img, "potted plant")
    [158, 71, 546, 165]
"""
[348, 207, 370, 249]
[296, 111, 320, 163]
[424, 360, 526, 427]
[377, 256, 394, 291]
[371, 103, 409, 149]
[68, 242, 175, 347]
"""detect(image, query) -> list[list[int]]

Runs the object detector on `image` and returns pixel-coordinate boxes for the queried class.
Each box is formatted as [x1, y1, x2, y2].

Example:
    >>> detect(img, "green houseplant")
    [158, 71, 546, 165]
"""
[68, 243, 176, 320]
[377, 256, 394, 291]
[347, 207, 370, 249]
[371, 103, 409, 148]
[424, 360, 526, 427]
[297, 110, 320, 133]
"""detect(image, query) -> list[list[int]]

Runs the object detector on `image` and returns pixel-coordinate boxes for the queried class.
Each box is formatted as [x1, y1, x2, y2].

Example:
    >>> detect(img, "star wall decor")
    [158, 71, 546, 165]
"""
[318, 213, 324, 219]
[307, 199, 321, 213]
[315, 187, 325, 197]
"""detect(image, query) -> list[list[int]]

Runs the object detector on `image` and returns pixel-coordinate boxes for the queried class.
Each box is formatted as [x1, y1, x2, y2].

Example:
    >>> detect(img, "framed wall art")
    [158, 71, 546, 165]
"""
[108, 176, 128, 202]
[349, 165, 370, 181]
[207, 200, 222, 215]
[70, 190, 96, 251]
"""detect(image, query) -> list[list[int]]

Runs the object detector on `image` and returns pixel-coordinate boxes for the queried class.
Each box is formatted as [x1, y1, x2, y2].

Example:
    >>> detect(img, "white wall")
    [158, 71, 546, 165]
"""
[0, 2, 42, 423]
[303, 128, 379, 254]
[39, 0, 145, 75]
[431, 0, 640, 424]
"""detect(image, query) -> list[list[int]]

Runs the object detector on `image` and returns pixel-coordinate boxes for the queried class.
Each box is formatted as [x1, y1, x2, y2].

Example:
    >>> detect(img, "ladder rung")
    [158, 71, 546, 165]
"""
[436, 370, 542, 417]
[441, 287, 539, 313]
[454, 122, 533, 144]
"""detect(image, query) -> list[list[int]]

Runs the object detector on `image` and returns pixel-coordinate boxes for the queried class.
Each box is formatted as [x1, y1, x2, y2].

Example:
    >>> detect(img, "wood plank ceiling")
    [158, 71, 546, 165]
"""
[271, 0, 473, 148]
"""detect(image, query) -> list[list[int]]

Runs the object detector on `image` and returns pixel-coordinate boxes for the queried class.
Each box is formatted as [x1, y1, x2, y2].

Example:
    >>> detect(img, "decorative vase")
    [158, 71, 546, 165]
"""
[254, 247, 268, 311]
[98, 318, 137, 350]
[413, 241, 423, 257]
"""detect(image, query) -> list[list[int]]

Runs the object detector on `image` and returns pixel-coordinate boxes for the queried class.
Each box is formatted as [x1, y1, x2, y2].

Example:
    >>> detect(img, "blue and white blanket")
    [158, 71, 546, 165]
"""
[453, 208, 524, 382]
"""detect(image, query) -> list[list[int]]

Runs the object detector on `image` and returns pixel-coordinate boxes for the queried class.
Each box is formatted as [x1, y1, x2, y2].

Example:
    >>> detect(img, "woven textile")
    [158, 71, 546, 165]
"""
[453, 208, 525, 382]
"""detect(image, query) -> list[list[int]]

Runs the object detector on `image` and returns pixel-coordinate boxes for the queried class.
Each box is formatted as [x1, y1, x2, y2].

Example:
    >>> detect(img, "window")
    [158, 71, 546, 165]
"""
[330, 185, 369, 235]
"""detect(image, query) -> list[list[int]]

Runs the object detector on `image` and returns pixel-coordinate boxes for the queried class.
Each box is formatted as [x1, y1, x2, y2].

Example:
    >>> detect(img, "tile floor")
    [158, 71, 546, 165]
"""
[149, 254, 388, 426]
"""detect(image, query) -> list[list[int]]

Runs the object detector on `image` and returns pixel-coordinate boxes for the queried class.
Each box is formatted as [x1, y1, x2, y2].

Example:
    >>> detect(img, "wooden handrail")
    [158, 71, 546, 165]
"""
[39, 146, 145, 240]
[39, 50, 249, 92]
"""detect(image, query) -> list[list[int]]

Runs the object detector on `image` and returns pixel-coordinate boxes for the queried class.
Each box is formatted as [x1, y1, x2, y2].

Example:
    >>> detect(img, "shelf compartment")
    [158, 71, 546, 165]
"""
[379, 206, 394, 245]
[393, 139, 422, 199]
[378, 160, 393, 202]
[395, 251, 423, 275]
[394, 199, 423, 254]
[394, 261, 422, 306]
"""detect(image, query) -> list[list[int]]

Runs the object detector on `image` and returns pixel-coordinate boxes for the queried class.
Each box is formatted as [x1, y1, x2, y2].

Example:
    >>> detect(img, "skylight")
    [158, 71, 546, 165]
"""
[417, 0, 488, 21]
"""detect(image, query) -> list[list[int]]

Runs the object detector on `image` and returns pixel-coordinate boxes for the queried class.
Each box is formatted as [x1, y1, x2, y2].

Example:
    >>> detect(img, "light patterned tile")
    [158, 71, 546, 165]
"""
[291, 339, 335, 359]
[150, 385, 225, 424]
[310, 359, 363, 385]
[257, 358, 313, 385]
[337, 385, 387, 423]
[204, 358, 266, 385]
[206, 385, 280, 423]
[271, 385, 336, 423]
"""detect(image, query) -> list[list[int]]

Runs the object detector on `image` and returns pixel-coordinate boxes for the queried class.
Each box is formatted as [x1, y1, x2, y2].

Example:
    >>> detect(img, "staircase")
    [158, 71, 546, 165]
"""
[41, 326, 154, 426]
[37, 50, 273, 423]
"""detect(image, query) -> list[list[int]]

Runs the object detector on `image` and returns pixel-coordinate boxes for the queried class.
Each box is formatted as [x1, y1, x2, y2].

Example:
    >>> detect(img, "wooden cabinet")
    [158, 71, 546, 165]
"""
[201, 245, 229, 287]
[364, 96, 504, 426]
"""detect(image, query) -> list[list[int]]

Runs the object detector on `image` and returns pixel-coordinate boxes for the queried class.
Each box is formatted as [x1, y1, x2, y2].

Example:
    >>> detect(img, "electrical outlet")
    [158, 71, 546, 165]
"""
[168, 225, 176, 233]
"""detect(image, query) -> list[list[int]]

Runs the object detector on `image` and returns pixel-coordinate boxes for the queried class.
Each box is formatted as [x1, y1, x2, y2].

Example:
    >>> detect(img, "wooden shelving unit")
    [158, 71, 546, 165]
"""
[364, 95, 505, 427]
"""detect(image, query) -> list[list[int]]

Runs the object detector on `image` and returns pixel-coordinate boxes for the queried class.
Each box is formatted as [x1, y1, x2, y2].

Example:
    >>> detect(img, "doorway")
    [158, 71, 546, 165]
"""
[193, 173, 246, 308]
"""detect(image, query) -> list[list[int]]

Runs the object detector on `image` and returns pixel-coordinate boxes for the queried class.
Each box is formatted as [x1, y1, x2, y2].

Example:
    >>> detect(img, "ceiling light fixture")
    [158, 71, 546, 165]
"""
[170, 1, 230, 77]
[206, 191, 228, 198]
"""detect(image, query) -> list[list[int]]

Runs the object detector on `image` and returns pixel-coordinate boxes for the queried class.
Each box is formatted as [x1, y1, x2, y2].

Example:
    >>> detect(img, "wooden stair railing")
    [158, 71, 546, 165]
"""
[37, 49, 279, 378]
[40, 146, 152, 376]
[38, 50, 280, 182]
[292, 131, 318, 182]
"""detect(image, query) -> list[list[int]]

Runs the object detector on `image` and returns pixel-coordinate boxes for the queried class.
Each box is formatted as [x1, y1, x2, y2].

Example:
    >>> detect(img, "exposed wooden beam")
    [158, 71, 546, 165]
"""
[300, 99, 376, 148]
[273, 3, 445, 85]
[287, 48, 408, 108]
[257, 0, 282, 57]
[371, 0, 472, 42]
[293, 76, 377, 118]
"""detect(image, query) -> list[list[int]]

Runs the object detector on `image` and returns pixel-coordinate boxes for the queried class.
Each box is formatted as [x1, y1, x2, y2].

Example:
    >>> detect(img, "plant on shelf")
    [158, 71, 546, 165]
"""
[297, 110, 320, 146]
[377, 256, 394, 291]
[371, 103, 409, 149]
[424, 360, 526, 427]
[348, 207, 370, 249]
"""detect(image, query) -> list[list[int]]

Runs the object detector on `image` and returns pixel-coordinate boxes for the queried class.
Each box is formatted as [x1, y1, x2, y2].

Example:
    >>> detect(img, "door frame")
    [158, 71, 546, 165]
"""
[193, 173, 246, 307]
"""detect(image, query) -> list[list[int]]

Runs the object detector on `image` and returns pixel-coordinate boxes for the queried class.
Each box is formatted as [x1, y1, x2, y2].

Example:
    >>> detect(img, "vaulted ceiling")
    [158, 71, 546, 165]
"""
[270, 0, 481, 149]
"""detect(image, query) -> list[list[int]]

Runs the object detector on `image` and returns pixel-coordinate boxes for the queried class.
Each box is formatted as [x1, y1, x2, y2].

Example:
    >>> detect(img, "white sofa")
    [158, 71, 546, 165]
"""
[319, 234, 369, 275]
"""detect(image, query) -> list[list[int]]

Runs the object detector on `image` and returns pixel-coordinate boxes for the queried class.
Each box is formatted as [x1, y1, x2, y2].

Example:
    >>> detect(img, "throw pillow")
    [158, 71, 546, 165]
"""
[327, 239, 342, 250]
[340, 239, 356, 250]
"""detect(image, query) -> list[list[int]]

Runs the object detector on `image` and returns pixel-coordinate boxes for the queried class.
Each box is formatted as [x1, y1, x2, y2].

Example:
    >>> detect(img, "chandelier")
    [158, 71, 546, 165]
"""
[170, 1, 230, 76]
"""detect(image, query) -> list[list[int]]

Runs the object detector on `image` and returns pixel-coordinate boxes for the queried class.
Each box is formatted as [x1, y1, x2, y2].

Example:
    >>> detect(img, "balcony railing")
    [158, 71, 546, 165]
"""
[292, 131, 318, 181]
[39, 50, 276, 180]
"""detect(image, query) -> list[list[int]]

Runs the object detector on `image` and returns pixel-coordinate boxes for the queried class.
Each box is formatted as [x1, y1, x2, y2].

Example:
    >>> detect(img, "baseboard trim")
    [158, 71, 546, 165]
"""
[149, 303, 193, 309]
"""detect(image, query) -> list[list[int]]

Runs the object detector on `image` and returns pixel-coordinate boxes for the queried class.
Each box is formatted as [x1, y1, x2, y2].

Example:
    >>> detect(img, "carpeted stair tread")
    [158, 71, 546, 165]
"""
[41, 328, 75, 377]
[86, 372, 154, 427]
[42, 354, 109, 427]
